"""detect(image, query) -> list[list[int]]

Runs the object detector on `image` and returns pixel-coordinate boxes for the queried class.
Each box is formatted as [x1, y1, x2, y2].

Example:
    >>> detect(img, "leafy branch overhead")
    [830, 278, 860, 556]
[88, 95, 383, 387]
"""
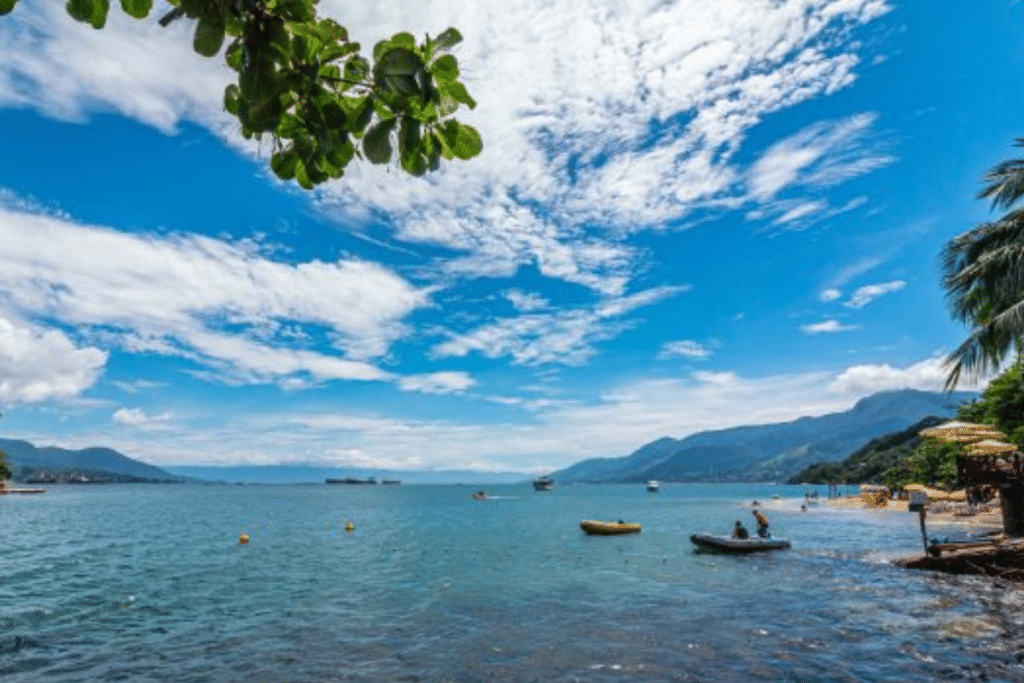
[0, 0, 483, 188]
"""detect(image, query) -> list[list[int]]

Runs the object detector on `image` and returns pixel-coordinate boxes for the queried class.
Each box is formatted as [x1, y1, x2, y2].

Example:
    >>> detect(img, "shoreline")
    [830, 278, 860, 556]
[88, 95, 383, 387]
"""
[820, 493, 1004, 530]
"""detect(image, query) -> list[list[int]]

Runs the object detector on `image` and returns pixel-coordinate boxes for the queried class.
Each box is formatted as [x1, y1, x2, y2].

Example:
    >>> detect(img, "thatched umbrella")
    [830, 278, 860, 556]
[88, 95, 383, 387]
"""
[965, 439, 1019, 456]
[919, 420, 1007, 443]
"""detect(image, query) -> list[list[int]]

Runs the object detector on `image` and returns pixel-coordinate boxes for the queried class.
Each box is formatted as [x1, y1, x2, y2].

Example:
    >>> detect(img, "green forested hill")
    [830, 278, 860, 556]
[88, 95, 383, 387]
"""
[785, 415, 948, 485]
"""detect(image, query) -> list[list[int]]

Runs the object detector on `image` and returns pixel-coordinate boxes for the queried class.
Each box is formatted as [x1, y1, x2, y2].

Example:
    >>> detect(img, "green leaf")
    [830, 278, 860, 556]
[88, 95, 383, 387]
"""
[344, 56, 369, 82]
[444, 81, 476, 109]
[363, 118, 397, 164]
[223, 84, 240, 115]
[66, 0, 109, 29]
[0, 0, 17, 15]
[401, 152, 427, 176]
[385, 74, 420, 97]
[276, 113, 303, 139]
[225, 40, 243, 71]
[348, 96, 373, 134]
[451, 122, 482, 159]
[322, 100, 346, 128]
[295, 158, 314, 189]
[390, 32, 416, 51]
[433, 27, 463, 51]
[377, 48, 422, 76]
[326, 140, 355, 171]
[119, 0, 151, 19]
[431, 55, 459, 82]
[318, 18, 347, 43]
[321, 41, 359, 63]
[271, 149, 299, 180]
[373, 40, 389, 62]
[399, 116, 420, 157]
[193, 15, 225, 57]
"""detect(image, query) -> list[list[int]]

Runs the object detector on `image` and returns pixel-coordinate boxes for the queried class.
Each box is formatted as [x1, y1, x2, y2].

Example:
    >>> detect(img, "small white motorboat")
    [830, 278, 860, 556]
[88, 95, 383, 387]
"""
[690, 532, 791, 553]
[646, 480, 660, 492]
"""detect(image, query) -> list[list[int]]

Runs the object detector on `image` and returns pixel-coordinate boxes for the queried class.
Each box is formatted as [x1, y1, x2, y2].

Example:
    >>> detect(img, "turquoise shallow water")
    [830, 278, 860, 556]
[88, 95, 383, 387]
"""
[1, 482, 1023, 682]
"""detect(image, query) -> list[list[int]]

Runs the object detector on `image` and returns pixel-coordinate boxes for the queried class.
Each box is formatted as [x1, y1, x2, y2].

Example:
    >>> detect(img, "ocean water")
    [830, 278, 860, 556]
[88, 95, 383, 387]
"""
[1, 482, 1023, 682]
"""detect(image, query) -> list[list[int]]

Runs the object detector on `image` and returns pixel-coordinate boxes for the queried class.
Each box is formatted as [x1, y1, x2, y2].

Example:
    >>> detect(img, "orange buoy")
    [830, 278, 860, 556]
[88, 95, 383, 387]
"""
[238, 533, 250, 544]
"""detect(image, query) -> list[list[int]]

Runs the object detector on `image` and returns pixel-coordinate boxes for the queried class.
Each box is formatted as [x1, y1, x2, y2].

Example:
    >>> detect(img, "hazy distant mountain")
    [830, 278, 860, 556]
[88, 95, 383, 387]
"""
[0, 437, 180, 482]
[551, 389, 976, 484]
[163, 465, 530, 485]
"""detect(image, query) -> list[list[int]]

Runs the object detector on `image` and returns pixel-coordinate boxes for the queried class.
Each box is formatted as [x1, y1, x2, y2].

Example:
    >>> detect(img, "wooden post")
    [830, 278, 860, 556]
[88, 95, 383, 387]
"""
[919, 505, 928, 554]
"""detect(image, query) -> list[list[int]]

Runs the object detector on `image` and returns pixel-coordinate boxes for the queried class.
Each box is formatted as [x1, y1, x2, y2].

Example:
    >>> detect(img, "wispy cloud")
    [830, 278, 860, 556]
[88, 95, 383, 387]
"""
[819, 288, 842, 302]
[800, 319, 858, 334]
[844, 279, 906, 308]
[433, 286, 686, 366]
[0, 1, 893, 296]
[747, 113, 893, 203]
[659, 340, 713, 360]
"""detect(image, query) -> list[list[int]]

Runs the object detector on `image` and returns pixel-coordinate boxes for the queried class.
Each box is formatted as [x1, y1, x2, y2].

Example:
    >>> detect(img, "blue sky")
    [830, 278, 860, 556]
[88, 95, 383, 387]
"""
[0, 0, 1016, 473]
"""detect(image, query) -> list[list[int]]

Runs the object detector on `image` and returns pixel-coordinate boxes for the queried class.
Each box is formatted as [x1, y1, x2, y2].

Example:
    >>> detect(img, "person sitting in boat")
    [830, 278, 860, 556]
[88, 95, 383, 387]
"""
[753, 509, 770, 538]
[733, 520, 749, 539]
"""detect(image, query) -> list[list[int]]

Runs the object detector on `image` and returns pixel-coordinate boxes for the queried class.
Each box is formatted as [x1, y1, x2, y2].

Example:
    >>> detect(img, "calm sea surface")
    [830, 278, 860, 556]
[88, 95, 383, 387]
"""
[1, 482, 1023, 682]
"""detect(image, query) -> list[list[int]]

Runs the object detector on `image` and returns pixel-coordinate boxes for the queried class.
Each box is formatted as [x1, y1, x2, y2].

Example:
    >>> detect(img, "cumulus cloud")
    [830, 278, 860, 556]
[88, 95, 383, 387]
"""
[844, 279, 906, 308]
[828, 355, 987, 393]
[112, 407, 172, 427]
[0, 315, 107, 404]
[819, 288, 842, 302]
[0, 204, 427, 385]
[800, 319, 857, 334]
[659, 340, 713, 360]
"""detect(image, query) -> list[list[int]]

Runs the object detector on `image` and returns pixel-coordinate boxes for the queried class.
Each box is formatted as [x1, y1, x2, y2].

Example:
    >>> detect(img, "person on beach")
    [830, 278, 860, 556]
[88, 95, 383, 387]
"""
[733, 520, 749, 539]
[753, 509, 770, 538]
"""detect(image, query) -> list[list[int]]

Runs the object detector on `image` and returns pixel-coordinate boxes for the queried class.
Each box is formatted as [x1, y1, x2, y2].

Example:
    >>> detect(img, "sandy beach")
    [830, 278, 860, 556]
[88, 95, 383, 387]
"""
[821, 494, 1004, 531]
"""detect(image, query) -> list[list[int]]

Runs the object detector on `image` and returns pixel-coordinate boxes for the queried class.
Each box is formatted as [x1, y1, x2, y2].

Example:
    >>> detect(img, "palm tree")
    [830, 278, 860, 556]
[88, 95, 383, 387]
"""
[942, 138, 1024, 388]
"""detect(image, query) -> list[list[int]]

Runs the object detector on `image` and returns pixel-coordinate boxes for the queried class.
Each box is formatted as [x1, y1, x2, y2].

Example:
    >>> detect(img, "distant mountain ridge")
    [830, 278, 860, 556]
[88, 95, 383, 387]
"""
[0, 437, 181, 482]
[551, 389, 976, 484]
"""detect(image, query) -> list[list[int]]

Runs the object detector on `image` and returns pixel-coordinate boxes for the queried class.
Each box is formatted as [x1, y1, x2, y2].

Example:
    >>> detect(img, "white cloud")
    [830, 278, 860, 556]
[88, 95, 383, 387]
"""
[774, 200, 827, 225]
[0, 315, 107, 404]
[0, 204, 426, 385]
[659, 340, 713, 360]
[844, 279, 906, 308]
[819, 288, 842, 302]
[504, 289, 549, 312]
[0, 1, 893, 295]
[112, 407, 172, 427]
[398, 372, 476, 394]
[800, 319, 857, 334]
[829, 355, 987, 393]
[433, 286, 685, 366]
[31, 352, 965, 473]
[748, 113, 893, 202]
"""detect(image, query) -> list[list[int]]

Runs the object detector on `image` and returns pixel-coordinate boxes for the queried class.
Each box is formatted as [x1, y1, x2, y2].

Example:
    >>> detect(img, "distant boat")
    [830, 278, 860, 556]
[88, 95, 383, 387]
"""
[325, 477, 377, 485]
[533, 476, 554, 491]
[646, 480, 660, 492]
[580, 519, 641, 535]
[382, 479, 401, 485]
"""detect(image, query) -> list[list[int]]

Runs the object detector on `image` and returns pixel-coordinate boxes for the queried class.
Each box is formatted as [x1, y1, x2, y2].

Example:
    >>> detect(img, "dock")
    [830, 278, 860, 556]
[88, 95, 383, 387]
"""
[0, 488, 46, 494]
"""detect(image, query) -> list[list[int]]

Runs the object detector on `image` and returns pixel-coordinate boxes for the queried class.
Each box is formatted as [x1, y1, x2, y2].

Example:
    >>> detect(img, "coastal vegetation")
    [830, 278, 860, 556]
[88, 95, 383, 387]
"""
[0, 0, 481, 188]
[791, 362, 1024, 490]
[0, 449, 11, 481]
[943, 143, 1024, 389]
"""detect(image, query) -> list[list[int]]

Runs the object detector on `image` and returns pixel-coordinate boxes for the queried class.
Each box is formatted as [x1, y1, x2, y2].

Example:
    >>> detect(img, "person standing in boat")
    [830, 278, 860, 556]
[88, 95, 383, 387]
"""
[753, 509, 770, 538]
[733, 520, 749, 539]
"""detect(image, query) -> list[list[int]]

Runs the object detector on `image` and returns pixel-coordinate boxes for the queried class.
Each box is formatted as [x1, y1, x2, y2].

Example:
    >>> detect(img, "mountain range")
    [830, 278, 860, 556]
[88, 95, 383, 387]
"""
[0, 389, 976, 485]
[550, 389, 976, 484]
